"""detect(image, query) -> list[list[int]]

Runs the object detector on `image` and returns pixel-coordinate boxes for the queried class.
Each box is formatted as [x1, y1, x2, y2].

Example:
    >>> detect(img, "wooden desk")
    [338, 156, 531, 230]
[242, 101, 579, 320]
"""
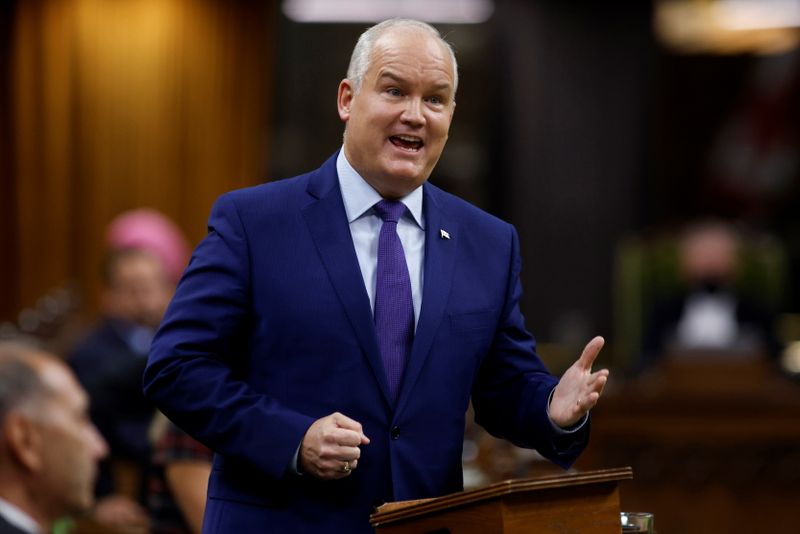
[371, 468, 633, 534]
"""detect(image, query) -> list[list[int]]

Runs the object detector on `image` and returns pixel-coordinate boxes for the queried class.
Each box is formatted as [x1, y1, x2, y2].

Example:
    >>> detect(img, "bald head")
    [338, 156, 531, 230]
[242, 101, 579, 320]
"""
[0, 342, 52, 424]
[680, 222, 740, 285]
[346, 18, 459, 96]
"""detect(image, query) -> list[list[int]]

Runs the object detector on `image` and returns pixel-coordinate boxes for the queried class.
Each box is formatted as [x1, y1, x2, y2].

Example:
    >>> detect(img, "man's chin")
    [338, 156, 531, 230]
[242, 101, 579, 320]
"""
[383, 164, 429, 186]
[381, 180, 425, 199]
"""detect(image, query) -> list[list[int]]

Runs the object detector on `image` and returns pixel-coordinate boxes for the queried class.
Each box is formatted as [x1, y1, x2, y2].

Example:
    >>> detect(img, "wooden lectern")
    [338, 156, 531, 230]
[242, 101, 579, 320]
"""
[370, 467, 633, 534]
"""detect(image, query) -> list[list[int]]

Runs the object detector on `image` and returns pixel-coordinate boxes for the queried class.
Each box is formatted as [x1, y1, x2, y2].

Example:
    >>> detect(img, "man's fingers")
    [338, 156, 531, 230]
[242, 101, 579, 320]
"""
[595, 371, 608, 388]
[578, 372, 608, 413]
[582, 391, 600, 410]
[577, 336, 605, 370]
[307, 447, 362, 478]
[321, 456, 361, 478]
[331, 412, 370, 443]
[331, 411, 360, 429]
[330, 445, 361, 462]
[321, 426, 365, 447]
[588, 370, 609, 388]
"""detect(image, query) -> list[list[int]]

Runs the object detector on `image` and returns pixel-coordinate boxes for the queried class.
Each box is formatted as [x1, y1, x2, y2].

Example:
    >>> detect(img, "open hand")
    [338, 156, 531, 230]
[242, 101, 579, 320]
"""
[549, 336, 609, 428]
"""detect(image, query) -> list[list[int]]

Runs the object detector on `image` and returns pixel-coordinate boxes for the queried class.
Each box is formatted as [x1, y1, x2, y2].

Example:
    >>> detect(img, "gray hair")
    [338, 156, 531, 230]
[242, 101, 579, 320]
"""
[346, 18, 459, 95]
[0, 342, 50, 426]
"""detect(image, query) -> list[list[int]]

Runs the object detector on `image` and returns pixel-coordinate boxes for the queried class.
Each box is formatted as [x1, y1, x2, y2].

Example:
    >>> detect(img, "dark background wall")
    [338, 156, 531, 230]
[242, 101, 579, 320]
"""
[2, 0, 798, 368]
[492, 2, 654, 354]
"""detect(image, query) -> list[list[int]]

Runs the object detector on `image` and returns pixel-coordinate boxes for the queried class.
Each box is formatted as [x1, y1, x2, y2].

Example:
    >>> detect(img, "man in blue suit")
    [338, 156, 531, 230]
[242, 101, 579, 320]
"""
[144, 18, 609, 533]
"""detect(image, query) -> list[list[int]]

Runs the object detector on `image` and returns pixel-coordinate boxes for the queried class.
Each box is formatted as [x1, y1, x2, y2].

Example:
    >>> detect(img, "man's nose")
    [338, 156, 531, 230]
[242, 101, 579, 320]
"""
[400, 98, 425, 127]
[88, 423, 109, 459]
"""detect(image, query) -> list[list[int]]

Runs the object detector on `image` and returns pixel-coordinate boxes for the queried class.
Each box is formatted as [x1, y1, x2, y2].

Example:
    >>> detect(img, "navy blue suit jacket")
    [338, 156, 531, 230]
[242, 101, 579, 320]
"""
[0, 514, 28, 534]
[143, 152, 589, 533]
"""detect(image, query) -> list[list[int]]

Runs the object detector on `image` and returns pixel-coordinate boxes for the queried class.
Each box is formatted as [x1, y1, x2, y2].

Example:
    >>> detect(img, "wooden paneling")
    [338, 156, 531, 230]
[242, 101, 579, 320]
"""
[4, 0, 275, 322]
[0, 2, 19, 323]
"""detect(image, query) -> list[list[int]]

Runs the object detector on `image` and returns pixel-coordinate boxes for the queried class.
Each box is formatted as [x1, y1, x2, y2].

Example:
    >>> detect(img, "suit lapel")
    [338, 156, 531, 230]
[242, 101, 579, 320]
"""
[301, 156, 393, 407]
[395, 185, 458, 415]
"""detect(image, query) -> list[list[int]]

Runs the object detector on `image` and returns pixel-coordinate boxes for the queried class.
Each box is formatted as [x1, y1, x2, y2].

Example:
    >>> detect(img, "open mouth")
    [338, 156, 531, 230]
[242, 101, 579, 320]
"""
[389, 135, 424, 152]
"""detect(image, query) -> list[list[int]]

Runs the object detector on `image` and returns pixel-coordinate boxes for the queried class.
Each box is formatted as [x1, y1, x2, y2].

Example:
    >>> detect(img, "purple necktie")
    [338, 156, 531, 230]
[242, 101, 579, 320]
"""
[373, 200, 414, 401]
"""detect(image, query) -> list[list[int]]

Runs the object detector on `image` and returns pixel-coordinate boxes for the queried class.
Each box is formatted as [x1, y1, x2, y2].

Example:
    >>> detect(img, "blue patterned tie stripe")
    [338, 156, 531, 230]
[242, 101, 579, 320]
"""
[373, 200, 414, 402]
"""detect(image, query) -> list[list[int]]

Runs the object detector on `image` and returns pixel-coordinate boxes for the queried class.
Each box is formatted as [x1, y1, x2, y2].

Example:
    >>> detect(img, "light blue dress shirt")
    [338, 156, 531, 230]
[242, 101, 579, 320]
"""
[336, 149, 425, 328]
[0, 497, 41, 534]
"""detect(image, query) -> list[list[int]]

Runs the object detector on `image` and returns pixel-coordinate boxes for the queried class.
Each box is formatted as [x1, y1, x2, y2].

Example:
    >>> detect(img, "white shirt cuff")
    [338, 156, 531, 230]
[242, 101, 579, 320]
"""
[546, 387, 588, 433]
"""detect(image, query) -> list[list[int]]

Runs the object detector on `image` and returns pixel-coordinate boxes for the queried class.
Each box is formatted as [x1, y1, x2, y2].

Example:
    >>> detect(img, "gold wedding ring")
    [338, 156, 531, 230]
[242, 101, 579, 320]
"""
[342, 461, 351, 473]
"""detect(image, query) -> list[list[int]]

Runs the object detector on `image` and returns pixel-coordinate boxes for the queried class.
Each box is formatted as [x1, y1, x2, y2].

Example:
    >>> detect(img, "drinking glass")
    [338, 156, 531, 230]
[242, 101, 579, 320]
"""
[620, 512, 654, 533]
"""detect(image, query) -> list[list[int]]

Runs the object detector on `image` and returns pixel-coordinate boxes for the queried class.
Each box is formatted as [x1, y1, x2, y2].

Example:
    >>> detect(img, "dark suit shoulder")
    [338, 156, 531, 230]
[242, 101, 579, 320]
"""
[220, 172, 313, 212]
[204, 174, 316, 241]
[426, 183, 510, 227]
[213, 152, 340, 224]
[424, 182, 514, 243]
[0, 513, 31, 534]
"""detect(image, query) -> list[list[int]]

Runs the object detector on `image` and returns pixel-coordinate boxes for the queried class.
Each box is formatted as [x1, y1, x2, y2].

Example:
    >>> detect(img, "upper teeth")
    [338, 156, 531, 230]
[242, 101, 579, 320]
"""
[396, 135, 421, 143]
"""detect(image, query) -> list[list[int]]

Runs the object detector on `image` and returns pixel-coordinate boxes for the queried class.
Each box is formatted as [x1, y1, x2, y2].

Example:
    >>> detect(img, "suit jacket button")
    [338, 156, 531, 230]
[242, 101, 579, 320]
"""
[391, 426, 400, 440]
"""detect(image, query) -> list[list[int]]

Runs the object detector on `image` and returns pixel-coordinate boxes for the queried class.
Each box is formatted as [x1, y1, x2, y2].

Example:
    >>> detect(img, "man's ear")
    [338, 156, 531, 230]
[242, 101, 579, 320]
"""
[4, 412, 43, 473]
[337, 79, 355, 122]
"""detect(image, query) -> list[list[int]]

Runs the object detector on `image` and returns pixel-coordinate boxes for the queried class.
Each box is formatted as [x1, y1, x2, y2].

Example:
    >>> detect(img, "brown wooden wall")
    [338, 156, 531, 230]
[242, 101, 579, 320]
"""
[1, 0, 275, 323]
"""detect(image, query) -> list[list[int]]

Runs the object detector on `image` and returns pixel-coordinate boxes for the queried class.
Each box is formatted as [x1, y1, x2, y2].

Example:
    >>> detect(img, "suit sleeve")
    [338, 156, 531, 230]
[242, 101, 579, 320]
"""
[143, 193, 315, 479]
[470, 225, 589, 469]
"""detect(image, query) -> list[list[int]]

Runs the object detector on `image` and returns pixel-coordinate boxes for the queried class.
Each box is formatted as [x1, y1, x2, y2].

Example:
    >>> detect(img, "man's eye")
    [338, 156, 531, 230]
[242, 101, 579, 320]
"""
[428, 96, 442, 105]
[387, 88, 402, 97]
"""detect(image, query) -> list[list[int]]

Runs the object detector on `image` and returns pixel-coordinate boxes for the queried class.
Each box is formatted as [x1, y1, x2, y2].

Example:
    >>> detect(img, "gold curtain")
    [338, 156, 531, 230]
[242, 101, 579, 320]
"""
[5, 0, 275, 321]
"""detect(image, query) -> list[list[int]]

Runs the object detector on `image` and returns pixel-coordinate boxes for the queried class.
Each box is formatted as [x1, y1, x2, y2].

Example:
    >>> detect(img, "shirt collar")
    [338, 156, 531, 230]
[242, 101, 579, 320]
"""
[0, 498, 42, 534]
[336, 148, 424, 229]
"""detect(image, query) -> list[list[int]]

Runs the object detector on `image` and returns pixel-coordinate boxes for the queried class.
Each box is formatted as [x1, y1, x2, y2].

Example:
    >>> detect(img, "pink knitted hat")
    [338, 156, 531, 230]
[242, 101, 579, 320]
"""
[105, 208, 191, 283]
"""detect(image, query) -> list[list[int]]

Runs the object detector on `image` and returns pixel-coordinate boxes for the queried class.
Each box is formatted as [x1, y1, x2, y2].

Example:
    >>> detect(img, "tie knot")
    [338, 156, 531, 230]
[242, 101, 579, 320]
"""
[373, 200, 406, 224]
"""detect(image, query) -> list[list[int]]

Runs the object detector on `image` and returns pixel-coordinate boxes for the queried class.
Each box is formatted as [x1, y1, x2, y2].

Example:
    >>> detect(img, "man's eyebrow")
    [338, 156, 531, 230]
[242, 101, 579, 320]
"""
[377, 71, 405, 84]
[378, 71, 452, 93]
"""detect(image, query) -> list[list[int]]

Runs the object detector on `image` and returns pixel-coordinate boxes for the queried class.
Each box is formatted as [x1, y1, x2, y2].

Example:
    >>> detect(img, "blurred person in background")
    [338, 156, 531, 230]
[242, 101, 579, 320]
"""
[68, 209, 190, 531]
[0, 341, 108, 534]
[641, 220, 779, 369]
[147, 413, 213, 534]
